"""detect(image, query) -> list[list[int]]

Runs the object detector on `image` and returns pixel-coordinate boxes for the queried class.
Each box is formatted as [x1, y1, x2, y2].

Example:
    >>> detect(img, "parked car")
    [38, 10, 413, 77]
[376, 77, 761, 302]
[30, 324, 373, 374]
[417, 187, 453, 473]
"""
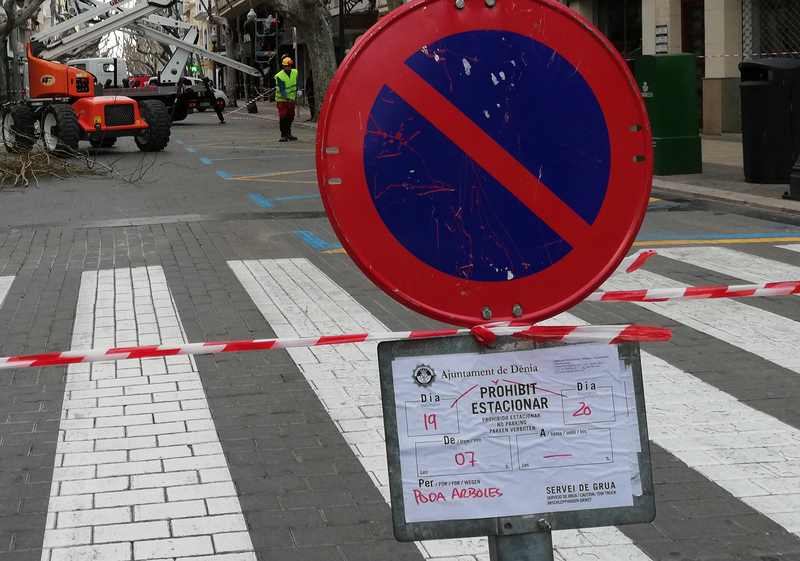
[181, 77, 228, 112]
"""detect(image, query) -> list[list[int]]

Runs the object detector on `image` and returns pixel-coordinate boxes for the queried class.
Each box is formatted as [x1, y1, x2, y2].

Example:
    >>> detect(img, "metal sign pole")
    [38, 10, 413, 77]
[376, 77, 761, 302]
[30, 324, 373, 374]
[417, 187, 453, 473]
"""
[489, 532, 554, 561]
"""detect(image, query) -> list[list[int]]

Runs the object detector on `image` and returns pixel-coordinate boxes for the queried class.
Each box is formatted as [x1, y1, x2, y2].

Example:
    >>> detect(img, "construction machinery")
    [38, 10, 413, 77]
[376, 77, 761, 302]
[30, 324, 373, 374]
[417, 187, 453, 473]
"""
[1, 0, 261, 154]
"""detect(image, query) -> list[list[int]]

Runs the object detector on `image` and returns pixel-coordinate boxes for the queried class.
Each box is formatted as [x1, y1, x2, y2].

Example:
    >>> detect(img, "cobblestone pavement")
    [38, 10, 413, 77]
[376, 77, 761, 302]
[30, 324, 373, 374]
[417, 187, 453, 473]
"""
[0, 111, 800, 560]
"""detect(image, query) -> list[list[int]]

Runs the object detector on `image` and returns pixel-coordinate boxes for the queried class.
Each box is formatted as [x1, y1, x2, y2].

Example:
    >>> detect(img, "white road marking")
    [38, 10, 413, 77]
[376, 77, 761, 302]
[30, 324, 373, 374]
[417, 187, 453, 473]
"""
[41, 267, 255, 561]
[229, 258, 653, 561]
[541, 302, 800, 537]
[658, 246, 800, 283]
[548, 246, 800, 536]
[599, 262, 800, 372]
[0, 275, 12, 307]
[779, 245, 800, 254]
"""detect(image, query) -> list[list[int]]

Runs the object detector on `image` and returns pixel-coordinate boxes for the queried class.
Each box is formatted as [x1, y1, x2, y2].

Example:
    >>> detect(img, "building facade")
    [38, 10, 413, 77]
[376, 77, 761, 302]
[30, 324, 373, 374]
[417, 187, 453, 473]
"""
[564, 0, 800, 135]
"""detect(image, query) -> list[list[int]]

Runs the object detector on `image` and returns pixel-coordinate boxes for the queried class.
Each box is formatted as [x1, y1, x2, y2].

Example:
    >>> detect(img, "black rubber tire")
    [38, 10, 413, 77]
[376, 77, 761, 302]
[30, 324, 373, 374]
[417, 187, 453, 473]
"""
[197, 107, 206, 113]
[2, 104, 36, 153]
[171, 103, 188, 122]
[135, 100, 171, 152]
[90, 137, 117, 148]
[42, 104, 80, 156]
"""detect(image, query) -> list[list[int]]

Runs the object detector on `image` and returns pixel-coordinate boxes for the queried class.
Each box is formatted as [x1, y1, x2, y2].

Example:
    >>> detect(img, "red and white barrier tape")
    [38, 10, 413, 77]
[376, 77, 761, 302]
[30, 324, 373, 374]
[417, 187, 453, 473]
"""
[621, 249, 657, 273]
[0, 324, 670, 371]
[2, 270, 797, 371]
[588, 280, 800, 303]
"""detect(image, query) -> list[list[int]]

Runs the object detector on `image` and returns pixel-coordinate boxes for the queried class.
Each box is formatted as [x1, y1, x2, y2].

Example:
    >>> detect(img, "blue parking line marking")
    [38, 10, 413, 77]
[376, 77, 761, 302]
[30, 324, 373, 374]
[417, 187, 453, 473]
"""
[294, 230, 341, 251]
[199, 157, 212, 165]
[248, 193, 274, 208]
[216, 170, 232, 179]
[274, 194, 320, 202]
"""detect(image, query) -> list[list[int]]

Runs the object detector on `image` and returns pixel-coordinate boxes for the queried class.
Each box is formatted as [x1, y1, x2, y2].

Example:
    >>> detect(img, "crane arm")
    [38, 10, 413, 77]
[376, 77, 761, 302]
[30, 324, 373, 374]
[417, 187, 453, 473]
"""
[39, 0, 174, 59]
[132, 23, 262, 77]
[157, 27, 198, 84]
[32, 0, 121, 43]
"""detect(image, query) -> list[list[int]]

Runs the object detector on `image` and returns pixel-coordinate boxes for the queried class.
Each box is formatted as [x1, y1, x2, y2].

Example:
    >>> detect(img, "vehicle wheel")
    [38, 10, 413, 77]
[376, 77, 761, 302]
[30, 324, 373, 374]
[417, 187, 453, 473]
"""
[215, 98, 226, 111]
[135, 99, 170, 152]
[171, 104, 188, 122]
[41, 104, 80, 156]
[90, 137, 117, 148]
[197, 107, 206, 113]
[2, 104, 36, 153]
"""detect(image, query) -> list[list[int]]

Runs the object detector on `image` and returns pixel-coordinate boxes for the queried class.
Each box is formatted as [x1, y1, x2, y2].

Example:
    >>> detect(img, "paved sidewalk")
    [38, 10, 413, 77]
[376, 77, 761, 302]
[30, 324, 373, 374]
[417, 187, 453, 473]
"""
[652, 136, 800, 214]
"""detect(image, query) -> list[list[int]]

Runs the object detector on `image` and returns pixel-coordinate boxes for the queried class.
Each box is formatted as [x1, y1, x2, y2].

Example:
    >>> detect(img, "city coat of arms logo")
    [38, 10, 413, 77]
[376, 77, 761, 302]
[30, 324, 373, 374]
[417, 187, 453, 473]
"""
[412, 364, 435, 387]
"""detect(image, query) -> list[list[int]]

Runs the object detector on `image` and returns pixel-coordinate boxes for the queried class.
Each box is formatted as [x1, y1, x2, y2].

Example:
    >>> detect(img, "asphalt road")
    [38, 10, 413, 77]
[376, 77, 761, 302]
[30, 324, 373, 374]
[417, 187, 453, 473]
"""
[1, 107, 800, 561]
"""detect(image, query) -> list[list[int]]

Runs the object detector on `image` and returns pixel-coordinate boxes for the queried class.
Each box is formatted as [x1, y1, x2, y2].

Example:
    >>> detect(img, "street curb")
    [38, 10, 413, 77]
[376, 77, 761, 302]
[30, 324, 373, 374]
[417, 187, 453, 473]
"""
[652, 178, 800, 215]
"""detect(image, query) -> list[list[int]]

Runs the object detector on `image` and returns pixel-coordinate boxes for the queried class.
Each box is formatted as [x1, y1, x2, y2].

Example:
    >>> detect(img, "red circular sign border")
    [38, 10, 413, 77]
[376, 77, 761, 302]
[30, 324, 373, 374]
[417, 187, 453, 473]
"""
[316, 0, 653, 327]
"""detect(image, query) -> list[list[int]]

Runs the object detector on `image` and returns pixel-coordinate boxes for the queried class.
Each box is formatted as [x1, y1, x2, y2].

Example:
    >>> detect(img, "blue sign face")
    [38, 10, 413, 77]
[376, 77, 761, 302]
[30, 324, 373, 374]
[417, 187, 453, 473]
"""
[363, 30, 611, 282]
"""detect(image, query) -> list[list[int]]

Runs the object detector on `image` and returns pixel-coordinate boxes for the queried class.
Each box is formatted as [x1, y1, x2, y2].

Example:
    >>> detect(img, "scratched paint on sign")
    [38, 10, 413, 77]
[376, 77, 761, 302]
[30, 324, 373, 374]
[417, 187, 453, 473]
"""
[363, 30, 610, 282]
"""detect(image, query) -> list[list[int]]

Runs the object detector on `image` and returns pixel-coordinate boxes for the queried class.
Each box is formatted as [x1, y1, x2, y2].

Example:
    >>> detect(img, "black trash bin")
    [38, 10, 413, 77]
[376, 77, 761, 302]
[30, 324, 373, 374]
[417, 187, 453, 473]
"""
[740, 58, 800, 184]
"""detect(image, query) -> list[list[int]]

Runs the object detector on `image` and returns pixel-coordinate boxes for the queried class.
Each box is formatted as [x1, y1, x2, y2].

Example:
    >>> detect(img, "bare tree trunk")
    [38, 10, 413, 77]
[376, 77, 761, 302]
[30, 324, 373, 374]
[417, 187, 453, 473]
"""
[0, 0, 48, 100]
[0, 46, 8, 102]
[292, 0, 336, 121]
[223, 19, 238, 107]
[7, 29, 22, 100]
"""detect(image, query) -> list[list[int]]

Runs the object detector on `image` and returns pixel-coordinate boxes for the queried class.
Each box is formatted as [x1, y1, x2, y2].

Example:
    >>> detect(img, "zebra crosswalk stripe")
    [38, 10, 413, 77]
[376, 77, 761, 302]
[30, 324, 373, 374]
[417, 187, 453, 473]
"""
[542, 304, 800, 537]
[599, 266, 800, 373]
[40, 267, 256, 561]
[657, 246, 800, 283]
[228, 258, 653, 561]
[0, 276, 12, 308]
[577, 247, 800, 536]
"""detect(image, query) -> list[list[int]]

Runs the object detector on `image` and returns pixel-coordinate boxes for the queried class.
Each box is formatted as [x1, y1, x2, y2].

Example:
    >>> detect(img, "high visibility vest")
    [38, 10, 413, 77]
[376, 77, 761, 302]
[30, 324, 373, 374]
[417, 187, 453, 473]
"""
[275, 69, 298, 102]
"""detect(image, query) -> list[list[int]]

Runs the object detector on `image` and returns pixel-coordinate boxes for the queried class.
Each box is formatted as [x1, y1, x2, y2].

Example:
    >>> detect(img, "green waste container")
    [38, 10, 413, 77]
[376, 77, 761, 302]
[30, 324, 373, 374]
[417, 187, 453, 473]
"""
[634, 54, 702, 175]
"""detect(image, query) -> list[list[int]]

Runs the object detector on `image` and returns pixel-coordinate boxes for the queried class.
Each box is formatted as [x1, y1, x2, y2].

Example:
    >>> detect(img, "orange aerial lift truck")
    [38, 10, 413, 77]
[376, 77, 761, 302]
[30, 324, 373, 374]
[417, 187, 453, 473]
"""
[1, 43, 171, 154]
[1, 0, 261, 154]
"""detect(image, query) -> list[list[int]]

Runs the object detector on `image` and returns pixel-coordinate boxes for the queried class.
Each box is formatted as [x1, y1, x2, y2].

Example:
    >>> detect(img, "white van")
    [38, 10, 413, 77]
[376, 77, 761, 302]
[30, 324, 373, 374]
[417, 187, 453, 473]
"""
[67, 58, 130, 88]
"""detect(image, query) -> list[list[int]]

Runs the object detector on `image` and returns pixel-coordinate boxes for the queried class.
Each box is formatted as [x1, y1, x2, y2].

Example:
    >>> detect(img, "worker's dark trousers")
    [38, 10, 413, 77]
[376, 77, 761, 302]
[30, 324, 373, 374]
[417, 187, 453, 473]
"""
[279, 117, 292, 138]
[277, 101, 296, 138]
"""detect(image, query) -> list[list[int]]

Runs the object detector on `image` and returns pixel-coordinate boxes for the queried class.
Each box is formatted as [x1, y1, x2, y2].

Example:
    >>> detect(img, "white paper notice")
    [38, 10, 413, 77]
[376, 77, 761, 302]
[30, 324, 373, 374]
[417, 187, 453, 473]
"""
[390, 344, 639, 523]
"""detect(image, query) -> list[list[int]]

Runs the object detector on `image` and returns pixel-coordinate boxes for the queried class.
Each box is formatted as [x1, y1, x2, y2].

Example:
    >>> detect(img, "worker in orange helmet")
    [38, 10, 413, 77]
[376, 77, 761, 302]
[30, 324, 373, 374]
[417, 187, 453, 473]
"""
[274, 56, 298, 141]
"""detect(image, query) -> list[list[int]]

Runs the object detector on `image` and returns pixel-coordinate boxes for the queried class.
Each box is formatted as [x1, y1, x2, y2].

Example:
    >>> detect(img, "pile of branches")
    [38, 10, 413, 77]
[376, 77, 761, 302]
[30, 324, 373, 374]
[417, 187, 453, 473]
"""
[0, 147, 101, 188]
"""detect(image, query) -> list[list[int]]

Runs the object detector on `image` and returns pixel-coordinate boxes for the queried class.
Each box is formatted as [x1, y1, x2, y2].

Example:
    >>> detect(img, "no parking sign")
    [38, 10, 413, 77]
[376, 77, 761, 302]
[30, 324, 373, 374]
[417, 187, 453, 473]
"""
[317, 0, 652, 327]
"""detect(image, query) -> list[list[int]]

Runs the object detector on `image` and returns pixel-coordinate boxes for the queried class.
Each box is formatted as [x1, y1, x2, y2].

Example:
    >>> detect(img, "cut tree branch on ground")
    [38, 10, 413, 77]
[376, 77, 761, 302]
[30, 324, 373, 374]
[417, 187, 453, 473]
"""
[1, 132, 161, 188]
[0, 149, 98, 188]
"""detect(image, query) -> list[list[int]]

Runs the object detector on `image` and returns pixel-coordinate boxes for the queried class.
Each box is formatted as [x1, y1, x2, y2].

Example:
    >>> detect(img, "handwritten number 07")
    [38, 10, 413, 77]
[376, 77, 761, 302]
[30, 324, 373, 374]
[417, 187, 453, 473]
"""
[455, 451, 476, 466]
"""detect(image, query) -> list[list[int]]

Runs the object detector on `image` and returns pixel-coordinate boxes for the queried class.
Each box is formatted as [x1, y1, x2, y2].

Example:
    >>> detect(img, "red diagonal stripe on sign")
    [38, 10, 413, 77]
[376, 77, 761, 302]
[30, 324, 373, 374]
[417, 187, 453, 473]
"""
[386, 66, 593, 248]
